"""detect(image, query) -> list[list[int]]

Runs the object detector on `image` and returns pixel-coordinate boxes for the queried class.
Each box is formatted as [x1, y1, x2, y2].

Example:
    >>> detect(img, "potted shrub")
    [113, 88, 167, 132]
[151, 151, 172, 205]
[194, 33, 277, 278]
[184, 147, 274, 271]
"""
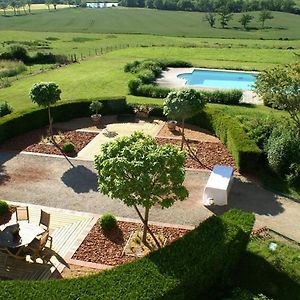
[89, 101, 103, 124]
[167, 120, 177, 131]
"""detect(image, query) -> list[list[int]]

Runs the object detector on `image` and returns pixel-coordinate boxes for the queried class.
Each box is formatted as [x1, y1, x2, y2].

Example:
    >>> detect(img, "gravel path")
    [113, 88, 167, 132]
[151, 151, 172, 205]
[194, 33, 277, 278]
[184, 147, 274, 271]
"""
[1, 152, 300, 242]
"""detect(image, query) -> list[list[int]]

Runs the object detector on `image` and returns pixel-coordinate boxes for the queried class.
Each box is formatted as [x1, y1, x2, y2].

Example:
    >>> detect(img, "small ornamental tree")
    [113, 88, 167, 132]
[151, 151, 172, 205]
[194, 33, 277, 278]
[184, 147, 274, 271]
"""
[255, 63, 300, 136]
[204, 12, 216, 28]
[94, 132, 188, 246]
[30, 82, 61, 136]
[163, 89, 206, 149]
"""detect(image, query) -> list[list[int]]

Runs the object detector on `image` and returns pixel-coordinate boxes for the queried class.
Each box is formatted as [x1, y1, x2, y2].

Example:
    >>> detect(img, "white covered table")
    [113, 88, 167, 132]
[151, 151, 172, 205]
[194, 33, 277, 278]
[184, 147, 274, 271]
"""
[203, 165, 234, 206]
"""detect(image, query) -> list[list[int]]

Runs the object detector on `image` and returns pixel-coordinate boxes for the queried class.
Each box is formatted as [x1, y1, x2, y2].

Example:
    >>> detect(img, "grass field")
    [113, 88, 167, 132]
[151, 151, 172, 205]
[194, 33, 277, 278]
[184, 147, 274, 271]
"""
[0, 8, 300, 39]
[0, 45, 298, 111]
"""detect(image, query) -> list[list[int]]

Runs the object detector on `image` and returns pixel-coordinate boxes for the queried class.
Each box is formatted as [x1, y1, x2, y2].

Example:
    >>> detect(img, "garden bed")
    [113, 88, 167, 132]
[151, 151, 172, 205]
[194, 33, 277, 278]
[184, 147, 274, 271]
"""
[72, 221, 190, 266]
[0, 127, 98, 157]
[156, 137, 236, 171]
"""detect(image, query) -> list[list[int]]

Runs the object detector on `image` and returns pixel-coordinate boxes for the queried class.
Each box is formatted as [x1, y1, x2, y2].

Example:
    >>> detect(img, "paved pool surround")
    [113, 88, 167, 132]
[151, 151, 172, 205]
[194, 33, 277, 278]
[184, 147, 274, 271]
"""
[156, 68, 261, 105]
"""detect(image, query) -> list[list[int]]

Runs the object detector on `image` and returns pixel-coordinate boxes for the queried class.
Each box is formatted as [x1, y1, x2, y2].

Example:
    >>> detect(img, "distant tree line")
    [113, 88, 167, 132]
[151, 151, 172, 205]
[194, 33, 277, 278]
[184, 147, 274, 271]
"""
[119, 0, 299, 14]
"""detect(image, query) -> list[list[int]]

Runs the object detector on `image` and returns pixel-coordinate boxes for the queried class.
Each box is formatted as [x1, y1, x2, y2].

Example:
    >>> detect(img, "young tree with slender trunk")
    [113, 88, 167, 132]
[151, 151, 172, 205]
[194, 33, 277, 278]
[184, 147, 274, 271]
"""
[0, 0, 8, 15]
[163, 89, 206, 150]
[204, 12, 216, 28]
[94, 132, 188, 246]
[218, 8, 233, 28]
[239, 13, 253, 30]
[259, 10, 273, 28]
[30, 82, 61, 136]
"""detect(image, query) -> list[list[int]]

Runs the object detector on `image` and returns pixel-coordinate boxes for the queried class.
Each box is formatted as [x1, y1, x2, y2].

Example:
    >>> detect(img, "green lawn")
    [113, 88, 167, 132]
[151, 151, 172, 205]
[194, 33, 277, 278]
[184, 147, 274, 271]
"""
[0, 8, 300, 39]
[0, 45, 297, 111]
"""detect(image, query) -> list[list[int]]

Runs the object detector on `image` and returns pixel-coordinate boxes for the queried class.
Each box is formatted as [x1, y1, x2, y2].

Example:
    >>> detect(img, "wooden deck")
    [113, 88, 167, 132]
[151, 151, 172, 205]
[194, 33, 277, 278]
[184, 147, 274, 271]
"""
[0, 202, 97, 280]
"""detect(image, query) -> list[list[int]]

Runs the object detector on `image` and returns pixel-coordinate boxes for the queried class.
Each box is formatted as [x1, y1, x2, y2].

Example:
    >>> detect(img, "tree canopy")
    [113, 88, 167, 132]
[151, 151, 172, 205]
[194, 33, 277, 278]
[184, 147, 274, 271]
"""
[255, 63, 300, 135]
[94, 131, 188, 243]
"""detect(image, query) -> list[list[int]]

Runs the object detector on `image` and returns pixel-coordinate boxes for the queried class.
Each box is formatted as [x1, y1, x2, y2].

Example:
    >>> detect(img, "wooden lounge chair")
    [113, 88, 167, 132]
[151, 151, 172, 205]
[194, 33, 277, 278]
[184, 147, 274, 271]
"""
[16, 206, 29, 222]
[39, 210, 53, 249]
[26, 231, 49, 263]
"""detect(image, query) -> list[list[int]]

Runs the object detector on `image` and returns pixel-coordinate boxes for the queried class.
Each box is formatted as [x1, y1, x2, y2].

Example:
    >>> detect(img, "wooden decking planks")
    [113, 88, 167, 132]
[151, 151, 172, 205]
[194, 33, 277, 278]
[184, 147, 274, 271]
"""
[0, 202, 97, 280]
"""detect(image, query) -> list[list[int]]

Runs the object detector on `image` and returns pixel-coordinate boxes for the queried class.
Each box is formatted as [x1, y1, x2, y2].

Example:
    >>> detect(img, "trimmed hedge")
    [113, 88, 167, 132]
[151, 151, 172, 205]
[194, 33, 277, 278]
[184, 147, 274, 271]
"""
[189, 106, 262, 173]
[0, 210, 254, 300]
[0, 97, 127, 144]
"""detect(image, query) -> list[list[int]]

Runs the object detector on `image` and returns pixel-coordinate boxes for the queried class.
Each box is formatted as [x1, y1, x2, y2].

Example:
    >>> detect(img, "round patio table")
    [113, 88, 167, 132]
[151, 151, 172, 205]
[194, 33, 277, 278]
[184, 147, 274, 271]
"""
[0, 223, 44, 248]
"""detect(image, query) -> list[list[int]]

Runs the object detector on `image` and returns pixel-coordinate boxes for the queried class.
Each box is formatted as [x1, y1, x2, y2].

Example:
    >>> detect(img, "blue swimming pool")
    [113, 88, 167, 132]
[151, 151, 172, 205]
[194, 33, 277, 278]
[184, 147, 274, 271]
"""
[177, 69, 257, 90]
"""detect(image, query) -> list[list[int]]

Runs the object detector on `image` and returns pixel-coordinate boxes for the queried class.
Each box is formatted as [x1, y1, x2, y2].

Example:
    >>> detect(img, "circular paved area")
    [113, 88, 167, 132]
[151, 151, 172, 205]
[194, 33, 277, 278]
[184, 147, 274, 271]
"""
[1, 152, 300, 242]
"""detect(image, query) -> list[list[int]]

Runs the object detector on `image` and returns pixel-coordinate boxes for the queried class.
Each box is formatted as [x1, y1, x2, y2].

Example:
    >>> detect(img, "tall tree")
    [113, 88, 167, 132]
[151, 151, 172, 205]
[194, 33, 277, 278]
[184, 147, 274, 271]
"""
[95, 132, 188, 246]
[26, 0, 31, 13]
[259, 10, 273, 28]
[0, 0, 8, 15]
[255, 63, 300, 136]
[163, 89, 206, 150]
[9, 0, 17, 15]
[30, 82, 61, 136]
[204, 12, 216, 28]
[239, 13, 253, 29]
[218, 8, 233, 28]
[45, 0, 51, 11]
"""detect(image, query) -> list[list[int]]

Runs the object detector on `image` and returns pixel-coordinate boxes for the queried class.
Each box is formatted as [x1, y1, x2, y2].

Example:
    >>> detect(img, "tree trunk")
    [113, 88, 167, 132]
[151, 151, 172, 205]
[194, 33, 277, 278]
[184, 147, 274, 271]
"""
[28, 5, 31, 13]
[133, 205, 161, 249]
[180, 118, 185, 150]
[48, 106, 53, 137]
[142, 207, 149, 243]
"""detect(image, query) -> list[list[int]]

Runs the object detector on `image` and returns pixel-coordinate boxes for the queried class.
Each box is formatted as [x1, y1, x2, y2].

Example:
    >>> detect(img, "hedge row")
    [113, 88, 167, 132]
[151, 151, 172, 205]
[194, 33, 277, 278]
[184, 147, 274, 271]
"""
[189, 106, 262, 173]
[0, 209, 254, 300]
[0, 97, 127, 144]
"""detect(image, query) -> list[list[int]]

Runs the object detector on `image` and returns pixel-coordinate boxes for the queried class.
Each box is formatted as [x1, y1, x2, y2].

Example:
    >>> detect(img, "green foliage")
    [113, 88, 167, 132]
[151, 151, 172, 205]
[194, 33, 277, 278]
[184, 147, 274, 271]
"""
[8, 45, 29, 62]
[0, 200, 9, 216]
[0, 97, 127, 144]
[0, 60, 26, 78]
[89, 101, 103, 114]
[62, 142, 75, 153]
[239, 13, 254, 29]
[286, 163, 300, 186]
[99, 213, 117, 230]
[202, 89, 243, 105]
[265, 128, 300, 175]
[137, 70, 156, 84]
[128, 78, 143, 94]
[255, 63, 300, 134]
[259, 10, 274, 28]
[30, 82, 61, 108]
[242, 116, 275, 149]
[0, 101, 13, 117]
[124, 60, 141, 73]
[163, 89, 206, 121]
[94, 131, 188, 209]
[136, 83, 171, 98]
[0, 210, 254, 300]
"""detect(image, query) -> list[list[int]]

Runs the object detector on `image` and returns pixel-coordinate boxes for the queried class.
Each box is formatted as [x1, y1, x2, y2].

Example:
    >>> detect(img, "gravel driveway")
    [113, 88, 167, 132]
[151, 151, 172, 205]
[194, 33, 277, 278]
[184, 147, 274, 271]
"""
[1, 152, 300, 242]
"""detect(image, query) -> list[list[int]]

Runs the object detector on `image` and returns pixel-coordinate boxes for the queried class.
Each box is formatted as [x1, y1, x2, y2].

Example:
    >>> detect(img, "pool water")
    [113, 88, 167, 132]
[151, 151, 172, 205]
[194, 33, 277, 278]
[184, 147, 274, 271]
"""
[177, 69, 256, 90]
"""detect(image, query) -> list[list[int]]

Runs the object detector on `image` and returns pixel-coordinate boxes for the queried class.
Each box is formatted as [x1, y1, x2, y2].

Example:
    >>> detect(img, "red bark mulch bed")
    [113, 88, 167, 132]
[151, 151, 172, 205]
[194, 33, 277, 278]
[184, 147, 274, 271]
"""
[0, 206, 16, 226]
[0, 127, 98, 157]
[156, 137, 236, 171]
[72, 221, 190, 266]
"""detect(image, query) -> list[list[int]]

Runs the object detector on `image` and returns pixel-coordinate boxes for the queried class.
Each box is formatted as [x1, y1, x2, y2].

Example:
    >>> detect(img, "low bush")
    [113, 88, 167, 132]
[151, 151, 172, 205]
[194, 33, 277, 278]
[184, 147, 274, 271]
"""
[0, 101, 13, 117]
[0, 97, 128, 144]
[202, 89, 243, 105]
[128, 78, 143, 94]
[99, 213, 117, 230]
[0, 200, 9, 216]
[0, 60, 27, 78]
[124, 60, 141, 73]
[136, 84, 171, 98]
[62, 142, 75, 153]
[0, 210, 254, 299]
[286, 163, 300, 187]
[137, 70, 156, 84]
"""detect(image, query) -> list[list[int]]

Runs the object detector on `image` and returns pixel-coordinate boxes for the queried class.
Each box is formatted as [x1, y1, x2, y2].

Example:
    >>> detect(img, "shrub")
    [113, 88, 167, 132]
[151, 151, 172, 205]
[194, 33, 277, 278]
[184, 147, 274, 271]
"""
[0, 200, 9, 216]
[89, 101, 103, 114]
[286, 163, 300, 186]
[140, 60, 162, 76]
[0, 101, 13, 117]
[128, 78, 143, 94]
[124, 60, 141, 73]
[137, 70, 156, 84]
[0, 210, 254, 300]
[9, 45, 30, 63]
[137, 84, 171, 98]
[202, 89, 243, 105]
[62, 142, 75, 153]
[265, 128, 300, 175]
[99, 213, 117, 230]
[158, 59, 193, 68]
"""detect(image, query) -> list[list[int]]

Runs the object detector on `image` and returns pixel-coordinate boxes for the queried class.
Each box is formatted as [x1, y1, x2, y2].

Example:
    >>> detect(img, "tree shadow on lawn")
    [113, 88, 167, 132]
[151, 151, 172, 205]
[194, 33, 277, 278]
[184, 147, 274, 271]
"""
[61, 165, 98, 193]
[207, 177, 284, 217]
